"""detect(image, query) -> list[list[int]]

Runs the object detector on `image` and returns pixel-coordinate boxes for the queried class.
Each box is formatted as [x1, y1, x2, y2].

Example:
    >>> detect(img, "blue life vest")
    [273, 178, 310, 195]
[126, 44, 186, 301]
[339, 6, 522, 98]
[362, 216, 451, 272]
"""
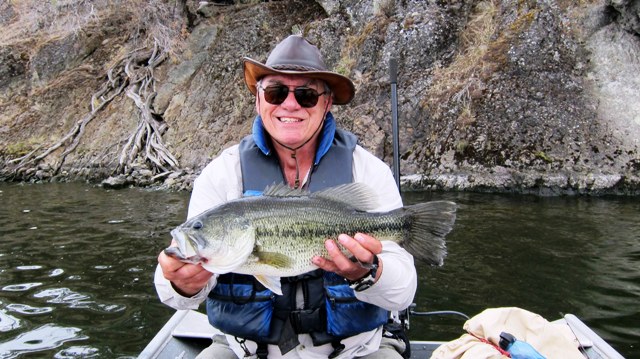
[205, 114, 389, 346]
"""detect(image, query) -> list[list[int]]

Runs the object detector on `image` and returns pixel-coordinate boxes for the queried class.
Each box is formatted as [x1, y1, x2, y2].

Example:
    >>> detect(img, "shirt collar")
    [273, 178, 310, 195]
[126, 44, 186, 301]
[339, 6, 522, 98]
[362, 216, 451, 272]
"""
[252, 112, 336, 166]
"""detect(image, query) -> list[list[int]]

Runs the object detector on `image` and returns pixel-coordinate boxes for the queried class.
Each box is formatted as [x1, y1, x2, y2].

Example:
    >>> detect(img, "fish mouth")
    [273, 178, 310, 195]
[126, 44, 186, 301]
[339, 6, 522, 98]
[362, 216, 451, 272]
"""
[165, 228, 207, 265]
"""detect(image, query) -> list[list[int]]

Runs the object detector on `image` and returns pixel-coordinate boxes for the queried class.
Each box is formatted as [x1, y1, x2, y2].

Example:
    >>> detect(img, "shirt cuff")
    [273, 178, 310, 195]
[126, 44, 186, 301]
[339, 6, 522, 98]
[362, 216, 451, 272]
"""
[153, 264, 215, 310]
[354, 242, 417, 311]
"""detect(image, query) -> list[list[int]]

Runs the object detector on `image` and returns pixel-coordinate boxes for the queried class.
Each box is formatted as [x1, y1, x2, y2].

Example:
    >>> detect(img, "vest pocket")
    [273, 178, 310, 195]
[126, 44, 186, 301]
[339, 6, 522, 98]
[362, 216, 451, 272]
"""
[325, 284, 389, 337]
[207, 282, 274, 339]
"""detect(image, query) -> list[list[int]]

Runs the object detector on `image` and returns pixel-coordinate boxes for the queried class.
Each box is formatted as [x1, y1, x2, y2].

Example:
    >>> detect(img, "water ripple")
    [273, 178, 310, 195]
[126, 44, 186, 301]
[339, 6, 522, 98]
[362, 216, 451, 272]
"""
[0, 310, 21, 332]
[2, 283, 43, 292]
[54, 345, 100, 358]
[33, 288, 126, 313]
[6, 303, 53, 315]
[0, 324, 87, 359]
[34, 288, 89, 304]
[49, 269, 65, 277]
[15, 266, 43, 271]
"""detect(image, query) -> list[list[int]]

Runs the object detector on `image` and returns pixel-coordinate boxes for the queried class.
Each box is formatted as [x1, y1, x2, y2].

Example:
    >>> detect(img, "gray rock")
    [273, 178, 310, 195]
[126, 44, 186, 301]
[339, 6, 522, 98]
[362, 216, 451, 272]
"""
[1, 0, 639, 194]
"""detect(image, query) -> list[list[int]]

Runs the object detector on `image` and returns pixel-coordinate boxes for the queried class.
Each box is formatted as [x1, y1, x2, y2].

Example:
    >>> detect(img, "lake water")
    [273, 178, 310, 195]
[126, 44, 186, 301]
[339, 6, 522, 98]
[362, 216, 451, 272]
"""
[0, 182, 637, 358]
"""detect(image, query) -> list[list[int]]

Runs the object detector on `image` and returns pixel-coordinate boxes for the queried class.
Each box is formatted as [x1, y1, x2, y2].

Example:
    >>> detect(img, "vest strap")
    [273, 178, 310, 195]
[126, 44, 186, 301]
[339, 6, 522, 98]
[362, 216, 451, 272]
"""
[256, 342, 268, 359]
[328, 340, 346, 359]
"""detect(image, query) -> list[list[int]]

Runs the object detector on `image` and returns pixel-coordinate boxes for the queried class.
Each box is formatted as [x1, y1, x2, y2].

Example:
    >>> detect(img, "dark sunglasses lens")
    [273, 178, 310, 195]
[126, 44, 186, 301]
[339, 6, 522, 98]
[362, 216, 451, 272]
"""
[263, 86, 289, 105]
[293, 88, 320, 108]
[262, 86, 321, 108]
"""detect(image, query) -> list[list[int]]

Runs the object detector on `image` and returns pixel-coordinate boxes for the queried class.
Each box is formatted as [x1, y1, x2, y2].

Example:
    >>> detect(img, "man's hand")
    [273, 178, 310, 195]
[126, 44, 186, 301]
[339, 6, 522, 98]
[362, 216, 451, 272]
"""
[158, 242, 213, 297]
[312, 233, 383, 282]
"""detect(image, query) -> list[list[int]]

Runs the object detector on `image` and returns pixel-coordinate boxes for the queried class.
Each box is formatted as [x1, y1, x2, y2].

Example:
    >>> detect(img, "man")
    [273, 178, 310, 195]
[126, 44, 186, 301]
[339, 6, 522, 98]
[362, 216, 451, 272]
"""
[155, 35, 416, 358]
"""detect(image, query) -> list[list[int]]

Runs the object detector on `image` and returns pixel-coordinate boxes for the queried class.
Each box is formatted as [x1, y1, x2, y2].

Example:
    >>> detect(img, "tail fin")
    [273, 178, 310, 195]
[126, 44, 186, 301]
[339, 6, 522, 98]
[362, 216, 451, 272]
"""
[403, 201, 457, 266]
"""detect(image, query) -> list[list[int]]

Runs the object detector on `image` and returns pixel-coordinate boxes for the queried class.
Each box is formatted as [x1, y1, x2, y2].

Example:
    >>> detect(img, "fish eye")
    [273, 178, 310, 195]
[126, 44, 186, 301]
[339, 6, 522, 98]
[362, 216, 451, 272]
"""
[193, 221, 203, 230]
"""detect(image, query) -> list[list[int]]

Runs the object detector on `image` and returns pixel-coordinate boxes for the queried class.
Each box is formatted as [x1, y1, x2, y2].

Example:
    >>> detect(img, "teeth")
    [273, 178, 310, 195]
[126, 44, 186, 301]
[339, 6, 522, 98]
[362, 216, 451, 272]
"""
[279, 117, 302, 123]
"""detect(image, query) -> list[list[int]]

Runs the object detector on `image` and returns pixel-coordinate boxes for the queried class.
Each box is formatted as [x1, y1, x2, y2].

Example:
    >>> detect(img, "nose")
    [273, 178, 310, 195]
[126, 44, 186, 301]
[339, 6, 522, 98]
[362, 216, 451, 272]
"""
[280, 89, 302, 110]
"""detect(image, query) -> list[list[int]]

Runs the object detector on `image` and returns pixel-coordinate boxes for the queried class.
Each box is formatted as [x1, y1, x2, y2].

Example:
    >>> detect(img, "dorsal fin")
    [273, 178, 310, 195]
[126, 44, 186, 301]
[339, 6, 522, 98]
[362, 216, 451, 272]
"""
[263, 183, 308, 197]
[262, 182, 379, 211]
[311, 183, 378, 211]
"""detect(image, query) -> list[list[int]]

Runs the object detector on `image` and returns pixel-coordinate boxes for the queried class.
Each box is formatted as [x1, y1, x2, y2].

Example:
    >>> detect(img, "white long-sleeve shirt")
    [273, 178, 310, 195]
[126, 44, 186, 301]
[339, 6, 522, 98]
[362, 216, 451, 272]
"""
[154, 144, 417, 358]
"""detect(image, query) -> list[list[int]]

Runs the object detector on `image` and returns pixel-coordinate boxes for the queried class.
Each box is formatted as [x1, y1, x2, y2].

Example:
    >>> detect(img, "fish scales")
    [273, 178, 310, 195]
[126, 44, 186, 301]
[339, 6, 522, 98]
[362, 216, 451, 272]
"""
[246, 197, 406, 243]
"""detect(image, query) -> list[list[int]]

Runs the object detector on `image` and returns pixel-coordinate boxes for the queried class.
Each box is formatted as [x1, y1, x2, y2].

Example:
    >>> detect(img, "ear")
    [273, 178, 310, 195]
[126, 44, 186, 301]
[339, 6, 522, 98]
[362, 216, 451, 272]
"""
[324, 92, 333, 115]
[255, 92, 261, 114]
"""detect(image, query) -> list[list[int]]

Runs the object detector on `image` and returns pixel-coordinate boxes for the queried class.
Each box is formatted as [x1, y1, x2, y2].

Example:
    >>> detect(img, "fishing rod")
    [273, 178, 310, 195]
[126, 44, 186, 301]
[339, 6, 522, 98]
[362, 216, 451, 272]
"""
[389, 58, 401, 191]
[388, 58, 411, 334]
[388, 59, 469, 332]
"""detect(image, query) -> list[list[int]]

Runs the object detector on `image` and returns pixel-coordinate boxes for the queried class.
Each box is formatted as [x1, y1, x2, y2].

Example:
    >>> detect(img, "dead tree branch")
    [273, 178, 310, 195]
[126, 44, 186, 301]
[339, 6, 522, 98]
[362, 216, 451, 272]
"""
[117, 39, 179, 174]
[10, 38, 180, 179]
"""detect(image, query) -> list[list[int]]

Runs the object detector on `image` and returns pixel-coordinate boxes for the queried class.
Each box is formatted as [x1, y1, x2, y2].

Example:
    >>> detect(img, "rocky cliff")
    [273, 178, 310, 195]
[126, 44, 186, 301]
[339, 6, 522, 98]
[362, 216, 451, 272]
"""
[1, 0, 638, 194]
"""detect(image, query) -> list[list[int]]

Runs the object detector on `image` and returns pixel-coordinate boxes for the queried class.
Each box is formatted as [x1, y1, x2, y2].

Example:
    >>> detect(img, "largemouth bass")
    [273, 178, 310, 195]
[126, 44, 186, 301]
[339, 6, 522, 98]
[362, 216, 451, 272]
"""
[165, 182, 456, 295]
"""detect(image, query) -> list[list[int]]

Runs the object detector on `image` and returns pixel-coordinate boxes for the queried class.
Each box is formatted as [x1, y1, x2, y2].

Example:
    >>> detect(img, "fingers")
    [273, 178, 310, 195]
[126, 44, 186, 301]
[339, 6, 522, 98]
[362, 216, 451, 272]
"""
[341, 233, 382, 261]
[158, 250, 212, 297]
[312, 233, 382, 281]
[158, 249, 185, 274]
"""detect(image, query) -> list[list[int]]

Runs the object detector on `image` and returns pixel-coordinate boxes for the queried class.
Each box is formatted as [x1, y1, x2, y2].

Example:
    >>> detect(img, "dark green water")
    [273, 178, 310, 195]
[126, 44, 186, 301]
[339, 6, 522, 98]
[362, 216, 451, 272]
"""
[0, 182, 637, 358]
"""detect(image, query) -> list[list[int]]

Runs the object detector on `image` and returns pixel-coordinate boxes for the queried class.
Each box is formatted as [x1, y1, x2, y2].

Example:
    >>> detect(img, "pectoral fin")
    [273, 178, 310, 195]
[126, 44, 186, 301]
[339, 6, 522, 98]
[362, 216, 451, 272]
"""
[254, 275, 283, 296]
[255, 251, 292, 269]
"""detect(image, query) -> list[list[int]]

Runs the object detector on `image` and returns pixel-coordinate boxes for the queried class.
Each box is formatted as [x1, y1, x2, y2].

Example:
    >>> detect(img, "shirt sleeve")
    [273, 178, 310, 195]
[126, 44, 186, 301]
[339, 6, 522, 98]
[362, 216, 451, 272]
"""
[352, 145, 417, 311]
[352, 145, 403, 212]
[187, 145, 243, 219]
[154, 264, 217, 310]
[353, 242, 417, 311]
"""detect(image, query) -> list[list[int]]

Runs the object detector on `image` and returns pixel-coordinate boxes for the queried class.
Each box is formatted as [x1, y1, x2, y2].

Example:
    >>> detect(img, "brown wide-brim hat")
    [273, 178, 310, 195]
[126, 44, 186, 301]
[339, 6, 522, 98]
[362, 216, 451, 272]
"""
[243, 35, 355, 105]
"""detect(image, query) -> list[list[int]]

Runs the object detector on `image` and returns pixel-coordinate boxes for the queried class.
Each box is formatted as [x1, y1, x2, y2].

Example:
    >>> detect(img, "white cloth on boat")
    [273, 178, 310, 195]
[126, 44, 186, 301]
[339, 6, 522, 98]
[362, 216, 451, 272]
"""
[430, 307, 585, 359]
[154, 143, 416, 359]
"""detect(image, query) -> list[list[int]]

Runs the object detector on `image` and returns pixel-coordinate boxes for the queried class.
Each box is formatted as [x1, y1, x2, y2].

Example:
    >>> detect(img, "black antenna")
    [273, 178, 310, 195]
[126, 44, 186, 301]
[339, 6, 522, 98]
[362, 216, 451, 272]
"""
[389, 58, 400, 192]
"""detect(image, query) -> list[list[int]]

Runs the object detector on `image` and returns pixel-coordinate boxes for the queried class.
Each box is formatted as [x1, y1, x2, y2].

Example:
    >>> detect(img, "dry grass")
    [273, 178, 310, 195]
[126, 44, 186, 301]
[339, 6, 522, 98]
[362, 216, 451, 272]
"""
[422, 0, 499, 124]
[335, 16, 391, 78]
[1, 0, 106, 44]
[0, 0, 186, 54]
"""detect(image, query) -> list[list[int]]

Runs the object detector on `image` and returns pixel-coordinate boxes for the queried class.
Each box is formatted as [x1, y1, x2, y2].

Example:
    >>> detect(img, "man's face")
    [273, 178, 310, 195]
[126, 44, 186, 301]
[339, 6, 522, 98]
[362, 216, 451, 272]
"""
[255, 74, 332, 150]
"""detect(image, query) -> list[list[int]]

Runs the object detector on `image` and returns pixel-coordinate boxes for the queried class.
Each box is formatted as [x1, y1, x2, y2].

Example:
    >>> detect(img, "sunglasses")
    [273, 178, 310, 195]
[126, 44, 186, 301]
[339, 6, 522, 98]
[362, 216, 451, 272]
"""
[259, 84, 328, 108]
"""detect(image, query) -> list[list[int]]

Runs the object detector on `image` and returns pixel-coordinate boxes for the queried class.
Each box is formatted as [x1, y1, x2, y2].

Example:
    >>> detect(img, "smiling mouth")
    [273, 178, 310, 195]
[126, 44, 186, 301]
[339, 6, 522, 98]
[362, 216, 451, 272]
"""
[278, 117, 303, 123]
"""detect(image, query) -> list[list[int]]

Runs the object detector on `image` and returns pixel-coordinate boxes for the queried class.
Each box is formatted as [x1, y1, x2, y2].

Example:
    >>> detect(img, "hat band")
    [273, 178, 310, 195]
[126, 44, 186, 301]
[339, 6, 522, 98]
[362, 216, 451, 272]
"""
[271, 64, 322, 72]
